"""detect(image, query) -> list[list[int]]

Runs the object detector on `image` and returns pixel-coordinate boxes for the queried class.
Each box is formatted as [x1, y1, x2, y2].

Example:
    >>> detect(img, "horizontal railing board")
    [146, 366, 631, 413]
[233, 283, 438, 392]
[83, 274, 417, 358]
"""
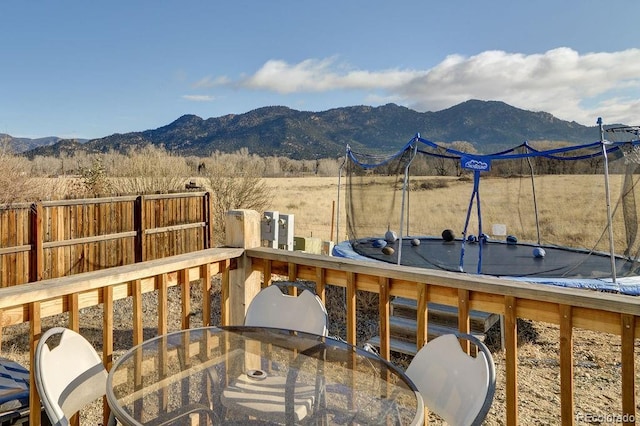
[0, 248, 243, 310]
[0, 260, 231, 328]
[246, 247, 640, 318]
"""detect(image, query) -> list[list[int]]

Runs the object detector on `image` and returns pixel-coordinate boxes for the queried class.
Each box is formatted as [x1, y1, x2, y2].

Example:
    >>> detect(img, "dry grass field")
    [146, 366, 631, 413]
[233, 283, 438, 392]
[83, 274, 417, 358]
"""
[1, 175, 638, 425]
[283, 173, 632, 253]
[264, 176, 346, 242]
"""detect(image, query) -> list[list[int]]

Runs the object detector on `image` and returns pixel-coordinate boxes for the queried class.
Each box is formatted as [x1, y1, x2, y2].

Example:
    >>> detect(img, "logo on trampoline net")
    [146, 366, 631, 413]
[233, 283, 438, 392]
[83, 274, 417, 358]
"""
[461, 156, 490, 171]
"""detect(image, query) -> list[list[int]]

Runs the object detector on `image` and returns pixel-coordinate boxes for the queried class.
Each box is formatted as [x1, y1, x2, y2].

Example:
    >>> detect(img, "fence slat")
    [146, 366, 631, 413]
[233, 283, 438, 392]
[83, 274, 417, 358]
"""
[32, 203, 43, 281]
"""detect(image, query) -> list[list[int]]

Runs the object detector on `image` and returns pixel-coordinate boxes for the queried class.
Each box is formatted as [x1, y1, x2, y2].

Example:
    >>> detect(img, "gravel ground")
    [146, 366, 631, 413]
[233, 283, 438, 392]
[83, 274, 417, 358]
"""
[1, 278, 638, 425]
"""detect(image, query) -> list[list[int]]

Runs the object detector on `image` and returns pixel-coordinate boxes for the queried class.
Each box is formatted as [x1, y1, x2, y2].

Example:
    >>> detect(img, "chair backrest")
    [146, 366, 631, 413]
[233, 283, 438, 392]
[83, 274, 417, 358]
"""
[34, 327, 109, 426]
[244, 283, 329, 336]
[405, 332, 496, 426]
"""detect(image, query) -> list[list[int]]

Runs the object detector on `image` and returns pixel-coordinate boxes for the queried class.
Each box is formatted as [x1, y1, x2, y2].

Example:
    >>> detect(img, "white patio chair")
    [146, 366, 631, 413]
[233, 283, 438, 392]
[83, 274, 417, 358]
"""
[405, 331, 496, 426]
[34, 327, 116, 426]
[243, 282, 328, 336]
[220, 282, 329, 423]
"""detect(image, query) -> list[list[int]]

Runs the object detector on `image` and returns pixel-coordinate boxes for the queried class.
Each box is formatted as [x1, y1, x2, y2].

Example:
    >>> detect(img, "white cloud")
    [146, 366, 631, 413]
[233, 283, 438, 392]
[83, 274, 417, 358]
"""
[182, 95, 216, 102]
[239, 57, 425, 93]
[402, 48, 640, 125]
[193, 76, 230, 89]
[226, 48, 640, 125]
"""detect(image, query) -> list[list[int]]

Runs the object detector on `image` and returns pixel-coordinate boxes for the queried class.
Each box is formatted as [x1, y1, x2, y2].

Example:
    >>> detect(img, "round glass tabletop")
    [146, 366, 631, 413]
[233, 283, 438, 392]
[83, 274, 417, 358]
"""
[107, 326, 423, 425]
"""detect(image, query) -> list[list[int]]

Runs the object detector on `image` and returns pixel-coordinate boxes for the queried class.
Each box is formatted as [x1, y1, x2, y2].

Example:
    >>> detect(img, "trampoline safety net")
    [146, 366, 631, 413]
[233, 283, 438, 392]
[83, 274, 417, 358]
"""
[343, 126, 640, 293]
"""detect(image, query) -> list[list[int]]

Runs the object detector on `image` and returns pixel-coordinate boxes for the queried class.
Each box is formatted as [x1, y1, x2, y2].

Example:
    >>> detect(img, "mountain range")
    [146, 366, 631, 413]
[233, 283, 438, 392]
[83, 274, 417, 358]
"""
[12, 100, 609, 160]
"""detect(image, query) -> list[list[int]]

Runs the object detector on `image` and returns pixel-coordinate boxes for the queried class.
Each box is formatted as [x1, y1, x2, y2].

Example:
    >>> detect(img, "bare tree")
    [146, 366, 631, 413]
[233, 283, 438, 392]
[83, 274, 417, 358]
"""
[201, 150, 273, 244]
[0, 138, 39, 205]
[450, 141, 478, 176]
[107, 145, 191, 194]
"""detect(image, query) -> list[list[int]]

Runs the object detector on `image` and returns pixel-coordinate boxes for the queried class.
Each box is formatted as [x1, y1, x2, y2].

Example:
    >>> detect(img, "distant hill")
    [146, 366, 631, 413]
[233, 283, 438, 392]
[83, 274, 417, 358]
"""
[1, 134, 69, 153]
[20, 100, 607, 160]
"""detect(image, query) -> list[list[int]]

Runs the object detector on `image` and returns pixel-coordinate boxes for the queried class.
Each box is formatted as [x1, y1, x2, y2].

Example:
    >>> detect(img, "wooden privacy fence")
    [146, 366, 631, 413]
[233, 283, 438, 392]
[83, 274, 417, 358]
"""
[0, 192, 214, 286]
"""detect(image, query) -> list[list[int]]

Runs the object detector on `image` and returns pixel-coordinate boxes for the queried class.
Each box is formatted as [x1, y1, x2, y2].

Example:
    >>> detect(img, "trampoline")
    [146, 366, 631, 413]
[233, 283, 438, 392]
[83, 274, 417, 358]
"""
[334, 123, 640, 296]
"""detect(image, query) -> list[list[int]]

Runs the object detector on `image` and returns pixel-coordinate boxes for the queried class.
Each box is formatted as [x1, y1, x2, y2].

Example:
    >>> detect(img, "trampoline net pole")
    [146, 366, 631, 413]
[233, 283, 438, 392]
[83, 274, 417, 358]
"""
[336, 148, 348, 244]
[600, 118, 618, 285]
[526, 155, 542, 246]
[459, 170, 481, 273]
[397, 142, 418, 265]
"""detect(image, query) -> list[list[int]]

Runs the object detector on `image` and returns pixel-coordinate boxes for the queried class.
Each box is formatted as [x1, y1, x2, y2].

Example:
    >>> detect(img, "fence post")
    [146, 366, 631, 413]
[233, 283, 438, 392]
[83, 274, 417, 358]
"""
[204, 192, 214, 249]
[135, 195, 145, 262]
[225, 209, 261, 326]
[30, 202, 43, 282]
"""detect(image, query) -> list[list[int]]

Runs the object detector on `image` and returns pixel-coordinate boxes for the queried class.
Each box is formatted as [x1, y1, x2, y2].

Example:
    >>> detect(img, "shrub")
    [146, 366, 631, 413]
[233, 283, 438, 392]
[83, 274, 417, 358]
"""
[201, 150, 273, 244]
[79, 157, 112, 197]
[412, 179, 450, 191]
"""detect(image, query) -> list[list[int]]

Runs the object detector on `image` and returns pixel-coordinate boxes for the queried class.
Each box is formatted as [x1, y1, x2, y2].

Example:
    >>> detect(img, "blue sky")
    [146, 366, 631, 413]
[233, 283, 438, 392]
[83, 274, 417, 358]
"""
[2, 1, 639, 140]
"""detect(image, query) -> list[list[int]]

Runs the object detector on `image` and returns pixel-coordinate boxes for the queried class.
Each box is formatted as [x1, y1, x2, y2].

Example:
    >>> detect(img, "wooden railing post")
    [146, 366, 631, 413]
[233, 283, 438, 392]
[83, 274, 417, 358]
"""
[179, 268, 191, 330]
[621, 314, 636, 426]
[28, 302, 42, 426]
[378, 276, 390, 360]
[559, 304, 574, 426]
[201, 264, 212, 326]
[416, 283, 428, 350]
[346, 271, 356, 345]
[457, 288, 470, 354]
[102, 286, 114, 425]
[225, 209, 261, 326]
[504, 295, 518, 426]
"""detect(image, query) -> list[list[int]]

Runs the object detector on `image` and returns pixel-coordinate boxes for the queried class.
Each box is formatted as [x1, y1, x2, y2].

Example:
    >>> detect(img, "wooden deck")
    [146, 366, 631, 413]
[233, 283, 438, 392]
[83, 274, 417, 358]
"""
[0, 209, 637, 426]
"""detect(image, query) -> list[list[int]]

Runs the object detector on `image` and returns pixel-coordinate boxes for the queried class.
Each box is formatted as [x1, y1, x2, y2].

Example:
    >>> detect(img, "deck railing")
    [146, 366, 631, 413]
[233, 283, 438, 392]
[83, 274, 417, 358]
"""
[0, 210, 637, 425]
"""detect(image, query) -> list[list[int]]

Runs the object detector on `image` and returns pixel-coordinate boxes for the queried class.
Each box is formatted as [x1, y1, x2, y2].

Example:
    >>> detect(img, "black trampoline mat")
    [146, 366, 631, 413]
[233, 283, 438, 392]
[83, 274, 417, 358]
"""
[352, 237, 640, 279]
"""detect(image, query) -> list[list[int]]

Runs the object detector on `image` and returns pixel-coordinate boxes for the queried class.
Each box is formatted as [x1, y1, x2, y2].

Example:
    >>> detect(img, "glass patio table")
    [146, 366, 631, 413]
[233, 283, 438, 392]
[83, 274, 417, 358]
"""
[107, 326, 424, 425]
